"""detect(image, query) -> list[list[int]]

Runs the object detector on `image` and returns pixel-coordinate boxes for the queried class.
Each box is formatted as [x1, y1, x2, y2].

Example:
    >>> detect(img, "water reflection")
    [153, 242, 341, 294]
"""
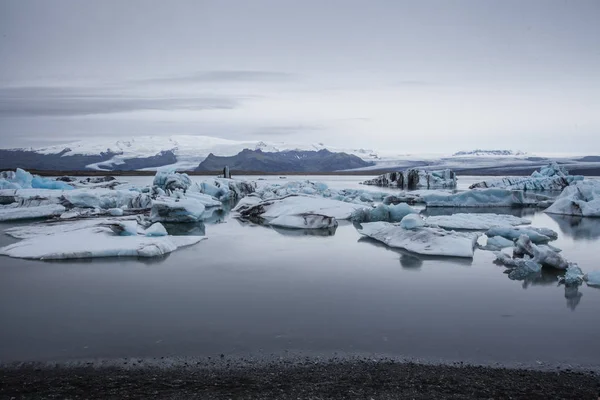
[565, 286, 583, 311]
[357, 236, 474, 267]
[547, 214, 600, 240]
[43, 253, 172, 265]
[163, 221, 206, 236]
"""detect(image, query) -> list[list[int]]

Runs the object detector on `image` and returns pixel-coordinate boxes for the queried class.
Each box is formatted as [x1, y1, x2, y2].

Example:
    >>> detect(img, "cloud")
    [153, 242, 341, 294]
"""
[252, 124, 325, 136]
[140, 70, 297, 84]
[0, 86, 239, 117]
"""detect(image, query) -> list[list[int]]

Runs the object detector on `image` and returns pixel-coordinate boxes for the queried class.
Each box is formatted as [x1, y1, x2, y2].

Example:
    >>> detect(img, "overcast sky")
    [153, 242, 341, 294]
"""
[0, 0, 599, 154]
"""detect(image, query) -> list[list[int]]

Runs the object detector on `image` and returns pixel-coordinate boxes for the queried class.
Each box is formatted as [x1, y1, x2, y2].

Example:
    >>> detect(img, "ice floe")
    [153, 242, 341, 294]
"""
[544, 180, 600, 217]
[558, 264, 585, 286]
[421, 188, 540, 207]
[0, 169, 74, 190]
[480, 235, 514, 251]
[362, 169, 456, 189]
[0, 204, 66, 221]
[268, 214, 338, 229]
[470, 162, 583, 190]
[425, 213, 531, 230]
[149, 198, 206, 223]
[584, 271, 600, 286]
[486, 226, 558, 244]
[350, 203, 417, 223]
[494, 234, 567, 270]
[357, 220, 479, 257]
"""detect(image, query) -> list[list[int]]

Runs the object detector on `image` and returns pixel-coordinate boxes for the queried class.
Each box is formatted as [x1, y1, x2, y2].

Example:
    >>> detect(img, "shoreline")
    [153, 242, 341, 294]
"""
[2, 357, 598, 399]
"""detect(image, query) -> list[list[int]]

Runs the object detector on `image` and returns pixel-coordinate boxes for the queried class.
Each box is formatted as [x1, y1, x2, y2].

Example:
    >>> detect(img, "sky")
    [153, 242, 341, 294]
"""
[0, 0, 599, 154]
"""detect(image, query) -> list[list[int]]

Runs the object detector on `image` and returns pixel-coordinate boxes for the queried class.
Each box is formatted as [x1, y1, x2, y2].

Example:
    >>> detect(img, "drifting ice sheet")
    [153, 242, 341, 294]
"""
[486, 226, 558, 243]
[0, 204, 66, 221]
[421, 188, 537, 207]
[425, 213, 531, 230]
[357, 221, 479, 257]
[268, 214, 338, 229]
[470, 162, 583, 191]
[0, 226, 204, 259]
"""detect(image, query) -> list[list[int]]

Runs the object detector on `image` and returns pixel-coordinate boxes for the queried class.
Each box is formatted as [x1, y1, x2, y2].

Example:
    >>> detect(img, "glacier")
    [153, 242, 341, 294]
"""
[544, 180, 600, 217]
[357, 220, 479, 257]
[362, 168, 456, 189]
[469, 162, 583, 190]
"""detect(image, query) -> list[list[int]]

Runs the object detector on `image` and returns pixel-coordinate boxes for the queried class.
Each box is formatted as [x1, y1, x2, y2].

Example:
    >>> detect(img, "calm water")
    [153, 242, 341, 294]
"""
[0, 175, 599, 368]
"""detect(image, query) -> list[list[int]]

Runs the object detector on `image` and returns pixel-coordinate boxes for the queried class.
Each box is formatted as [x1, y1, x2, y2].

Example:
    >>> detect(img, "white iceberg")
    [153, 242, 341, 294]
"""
[425, 213, 531, 230]
[350, 203, 417, 223]
[470, 162, 583, 190]
[486, 226, 558, 244]
[0, 204, 66, 221]
[268, 214, 338, 229]
[149, 198, 206, 223]
[357, 221, 479, 257]
[399, 213, 425, 229]
[255, 180, 386, 205]
[144, 222, 169, 237]
[583, 271, 600, 287]
[421, 188, 538, 207]
[236, 194, 367, 222]
[362, 168, 456, 189]
[0, 168, 74, 190]
[153, 170, 192, 193]
[480, 236, 514, 251]
[0, 226, 204, 260]
[544, 180, 600, 217]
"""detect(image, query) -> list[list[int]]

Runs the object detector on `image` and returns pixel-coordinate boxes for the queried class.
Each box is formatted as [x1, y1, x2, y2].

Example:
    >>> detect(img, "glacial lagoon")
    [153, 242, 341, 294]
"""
[0, 175, 599, 369]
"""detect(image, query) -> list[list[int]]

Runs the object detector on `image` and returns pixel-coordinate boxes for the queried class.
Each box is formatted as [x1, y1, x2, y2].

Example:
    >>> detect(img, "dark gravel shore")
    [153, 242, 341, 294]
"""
[2, 360, 599, 399]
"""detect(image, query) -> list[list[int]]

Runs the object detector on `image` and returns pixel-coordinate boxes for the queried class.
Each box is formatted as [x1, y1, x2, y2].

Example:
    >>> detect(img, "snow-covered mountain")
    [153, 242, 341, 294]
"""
[452, 149, 526, 157]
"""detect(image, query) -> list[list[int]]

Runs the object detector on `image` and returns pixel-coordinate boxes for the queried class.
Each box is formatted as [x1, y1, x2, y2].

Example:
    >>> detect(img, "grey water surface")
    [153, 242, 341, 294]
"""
[0, 175, 599, 369]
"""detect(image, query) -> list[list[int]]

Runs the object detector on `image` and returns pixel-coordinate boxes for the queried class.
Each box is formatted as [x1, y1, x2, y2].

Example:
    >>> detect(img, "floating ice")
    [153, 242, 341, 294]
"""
[105, 220, 139, 236]
[0, 226, 204, 260]
[255, 180, 386, 205]
[362, 169, 456, 189]
[486, 226, 558, 244]
[480, 236, 514, 251]
[153, 170, 192, 192]
[194, 178, 255, 201]
[425, 213, 531, 230]
[496, 234, 568, 270]
[357, 221, 479, 257]
[235, 194, 367, 222]
[268, 214, 338, 229]
[0, 168, 74, 190]
[144, 222, 168, 237]
[558, 264, 584, 286]
[107, 208, 124, 216]
[399, 214, 425, 230]
[544, 180, 600, 217]
[421, 188, 538, 207]
[584, 271, 600, 286]
[150, 198, 206, 223]
[0, 204, 66, 221]
[350, 203, 417, 223]
[470, 162, 583, 190]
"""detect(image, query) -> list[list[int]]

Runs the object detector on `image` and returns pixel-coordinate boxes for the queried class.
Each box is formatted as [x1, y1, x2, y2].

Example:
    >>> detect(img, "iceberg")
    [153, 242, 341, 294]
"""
[149, 198, 206, 223]
[235, 194, 367, 222]
[350, 203, 417, 223]
[583, 271, 600, 287]
[357, 221, 479, 257]
[421, 188, 539, 207]
[544, 180, 600, 217]
[0, 226, 204, 260]
[425, 213, 531, 230]
[496, 234, 568, 269]
[470, 162, 583, 190]
[362, 168, 456, 189]
[153, 170, 192, 193]
[0, 168, 74, 190]
[268, 214, 338, 229]
[558, 264, 584, 286]
[486, 226, 558, 244]
[480, 235, 514, 251]
[399, 213, 425, 229]
[255, 180, 386, 205]
[194, 178, 255, 201]
[144, 222, 168, 237]
[105, 220, 140, 236]
[0, 204, 66, 221]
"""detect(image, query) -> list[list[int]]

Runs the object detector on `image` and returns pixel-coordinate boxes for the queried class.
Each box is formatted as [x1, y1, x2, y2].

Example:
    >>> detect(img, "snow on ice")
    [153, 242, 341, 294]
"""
[470, 162, 583, 190]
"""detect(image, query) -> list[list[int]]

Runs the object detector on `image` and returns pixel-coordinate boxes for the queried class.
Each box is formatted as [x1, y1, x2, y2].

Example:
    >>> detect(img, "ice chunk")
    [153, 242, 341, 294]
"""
[558, 264, 584, 286]
[425, 213, 531, 230]
[350, 203, 417, 223]
[144, 222, 168, 237]
[236, 194, 367, 222]
[150, 198, 206, 223]
[0, 226, 204, 259]
[194, 178, 255, 201]
[498, 234, 568, 270]
[544, 180, 600, 217]
[153, 170, 192, 192]
[0, 204, 66, 221]
[421, 188, 538, 207]
[583, 271, 600, 287]
[362, 169, 456, 189]
[357, 221, 479, 257]
[107, 208, 124, 216]
[105, 221, 139, 236]
[0, 168, 74, 190]
[399, 214, 425, 230]
[470, 162, 583, 190]
[268, 214, 338, 229]
[486, 226, 558, 244]
[480, 236, 514, 251]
